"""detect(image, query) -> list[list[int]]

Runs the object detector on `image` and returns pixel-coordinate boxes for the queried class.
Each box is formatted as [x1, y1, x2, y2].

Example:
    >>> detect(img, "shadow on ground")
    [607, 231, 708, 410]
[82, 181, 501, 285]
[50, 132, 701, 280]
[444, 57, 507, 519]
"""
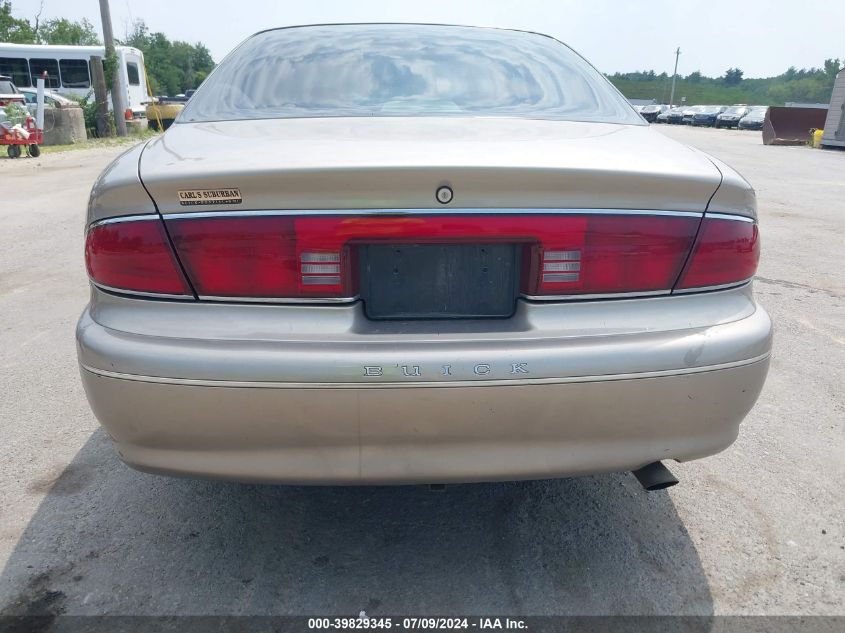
[0, 430, 712, 615]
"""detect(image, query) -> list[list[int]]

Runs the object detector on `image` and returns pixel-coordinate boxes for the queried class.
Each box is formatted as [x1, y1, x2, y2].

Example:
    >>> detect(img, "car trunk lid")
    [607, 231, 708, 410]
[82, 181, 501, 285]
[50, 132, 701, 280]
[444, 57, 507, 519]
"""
[139, 117, 721, 213]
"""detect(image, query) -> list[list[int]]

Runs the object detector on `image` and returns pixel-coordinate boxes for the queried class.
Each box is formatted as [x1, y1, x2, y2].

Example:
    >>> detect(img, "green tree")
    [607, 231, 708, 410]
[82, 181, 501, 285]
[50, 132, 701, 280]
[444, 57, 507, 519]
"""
[822, 58, 841, 79]
[607, 58, 841, 106]
[121, 19, 215, 95]
[38, 17, 100, 45]
[0, 0, 35, 43]
[723, 68, 744, 85]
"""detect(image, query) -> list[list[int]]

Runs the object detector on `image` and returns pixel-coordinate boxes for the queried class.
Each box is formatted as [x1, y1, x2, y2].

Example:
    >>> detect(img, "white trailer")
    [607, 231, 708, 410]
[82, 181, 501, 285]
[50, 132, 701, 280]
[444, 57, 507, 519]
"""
[0, 43, 150, 117]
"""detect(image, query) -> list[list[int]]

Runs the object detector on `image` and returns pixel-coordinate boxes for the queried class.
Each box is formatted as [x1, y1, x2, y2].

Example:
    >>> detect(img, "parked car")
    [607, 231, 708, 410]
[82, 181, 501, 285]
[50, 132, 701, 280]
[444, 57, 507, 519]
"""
[682, 105, 708, 124]
[665, 106, 687, 124]
[738, 106, 769, 130]
[78, 24, 770, 487]
[641, 104, 669, 123]
[0, 74, 25, 107]
[716, 105, 751, 128]
[692, 105, 728, 127]
[19, 87, 77, 112]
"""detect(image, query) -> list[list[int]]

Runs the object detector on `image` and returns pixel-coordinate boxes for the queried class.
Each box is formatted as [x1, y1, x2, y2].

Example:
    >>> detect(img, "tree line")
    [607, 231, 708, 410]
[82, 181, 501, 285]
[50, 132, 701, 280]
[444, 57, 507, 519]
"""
[0, 1, 214, 96]
[609, 60, 842, 105]
[4, 1, 841, 105]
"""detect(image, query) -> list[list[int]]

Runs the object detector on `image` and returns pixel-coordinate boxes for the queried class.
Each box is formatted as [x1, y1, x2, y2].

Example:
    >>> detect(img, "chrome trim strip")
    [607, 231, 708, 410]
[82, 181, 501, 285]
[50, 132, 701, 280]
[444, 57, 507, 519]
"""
[80, 353, 771, 390]
[88, 208, 706, 229]
[672, 279, 753, 295]
[198, 294, 360, 304]
[160, 208, 704, 220]
[91, 281, 193, 301]
[706, 212, 756, 223]
[87, 214, 160, 231]
[103, 282, 751, 305]
[522, 289, 671, 301]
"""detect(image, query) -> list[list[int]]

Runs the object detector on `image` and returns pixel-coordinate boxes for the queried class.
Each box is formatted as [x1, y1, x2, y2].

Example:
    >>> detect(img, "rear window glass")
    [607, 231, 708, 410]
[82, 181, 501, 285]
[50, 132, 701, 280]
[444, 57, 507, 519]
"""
[0, 57, 30, 87]
[0, 79, 18, 93]
[29, 58, 60, 89]
[59, 58, 90, 88]
[182, 24, 642, 125]
[127, 62, 140, 86]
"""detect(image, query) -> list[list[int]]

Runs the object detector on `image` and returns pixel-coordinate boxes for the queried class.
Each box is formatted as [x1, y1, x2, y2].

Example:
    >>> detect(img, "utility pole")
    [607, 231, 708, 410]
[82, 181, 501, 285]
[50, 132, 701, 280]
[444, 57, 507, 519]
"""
[90, 56, 110, 138]
[669, 47, 681, 107]
[98, 0, 127, 136]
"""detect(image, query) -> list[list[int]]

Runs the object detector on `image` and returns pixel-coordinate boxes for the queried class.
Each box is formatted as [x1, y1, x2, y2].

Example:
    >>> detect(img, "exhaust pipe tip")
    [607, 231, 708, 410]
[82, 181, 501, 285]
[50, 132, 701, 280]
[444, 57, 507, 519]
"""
[632, 461, 679, 491]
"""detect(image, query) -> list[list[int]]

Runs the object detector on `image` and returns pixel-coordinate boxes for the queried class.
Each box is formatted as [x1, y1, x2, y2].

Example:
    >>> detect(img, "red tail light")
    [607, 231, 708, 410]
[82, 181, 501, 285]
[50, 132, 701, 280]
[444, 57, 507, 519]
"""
[676, 216, 759, 290]
[532, 215, 699, 296]
[164, 213, 701, 299]
[86, 212, 757, 301]
[85, 219, 192, 295]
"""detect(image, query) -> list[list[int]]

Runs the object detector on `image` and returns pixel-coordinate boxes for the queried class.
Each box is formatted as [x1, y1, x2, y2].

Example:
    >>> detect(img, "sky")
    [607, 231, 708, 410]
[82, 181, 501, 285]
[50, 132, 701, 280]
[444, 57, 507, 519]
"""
[11, 0, 845, 78]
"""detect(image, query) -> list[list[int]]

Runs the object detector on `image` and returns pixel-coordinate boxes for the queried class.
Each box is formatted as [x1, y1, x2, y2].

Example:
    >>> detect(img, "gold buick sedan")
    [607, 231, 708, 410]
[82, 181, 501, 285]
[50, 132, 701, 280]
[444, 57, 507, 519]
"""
[77, 24, 771, 488]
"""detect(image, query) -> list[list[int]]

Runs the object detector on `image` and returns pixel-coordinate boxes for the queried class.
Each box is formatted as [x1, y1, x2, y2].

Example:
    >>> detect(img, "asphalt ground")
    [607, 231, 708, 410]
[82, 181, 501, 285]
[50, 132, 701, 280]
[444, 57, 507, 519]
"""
[0, 125, 842, 617]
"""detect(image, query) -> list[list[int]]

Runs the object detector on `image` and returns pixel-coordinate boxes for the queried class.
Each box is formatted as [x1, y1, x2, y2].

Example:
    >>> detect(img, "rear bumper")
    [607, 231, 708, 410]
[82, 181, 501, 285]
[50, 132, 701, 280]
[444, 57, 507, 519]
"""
[77, 284, 772, 483]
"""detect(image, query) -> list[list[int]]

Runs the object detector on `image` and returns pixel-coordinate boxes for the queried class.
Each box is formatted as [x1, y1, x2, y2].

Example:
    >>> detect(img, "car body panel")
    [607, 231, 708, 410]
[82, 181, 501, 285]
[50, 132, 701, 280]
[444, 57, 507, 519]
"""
[78, 285, 771, 483]
[88, 143, 158, 221]
[137, 118, 723, 215]
[78, 283, 770, 384]
[80, 359, 768, 484]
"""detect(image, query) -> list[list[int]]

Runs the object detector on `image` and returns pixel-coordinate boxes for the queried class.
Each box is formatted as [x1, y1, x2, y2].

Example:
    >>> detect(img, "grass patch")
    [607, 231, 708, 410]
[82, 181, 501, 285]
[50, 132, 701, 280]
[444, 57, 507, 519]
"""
[41, 129, 161, 154]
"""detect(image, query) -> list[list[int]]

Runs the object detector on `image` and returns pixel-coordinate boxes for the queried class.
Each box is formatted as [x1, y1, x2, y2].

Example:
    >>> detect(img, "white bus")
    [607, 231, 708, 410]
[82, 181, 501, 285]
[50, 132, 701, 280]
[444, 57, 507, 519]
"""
[0, 43, 150, 117]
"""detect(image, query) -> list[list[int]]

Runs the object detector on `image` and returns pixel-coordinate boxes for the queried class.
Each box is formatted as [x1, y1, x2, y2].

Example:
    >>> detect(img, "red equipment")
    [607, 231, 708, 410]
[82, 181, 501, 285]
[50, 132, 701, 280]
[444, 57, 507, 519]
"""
[1, 113, 43, 158]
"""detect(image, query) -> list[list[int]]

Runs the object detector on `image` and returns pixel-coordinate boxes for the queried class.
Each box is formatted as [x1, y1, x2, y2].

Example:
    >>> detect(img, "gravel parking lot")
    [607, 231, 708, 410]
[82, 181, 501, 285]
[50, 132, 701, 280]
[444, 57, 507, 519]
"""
[0, 126, 842, 617]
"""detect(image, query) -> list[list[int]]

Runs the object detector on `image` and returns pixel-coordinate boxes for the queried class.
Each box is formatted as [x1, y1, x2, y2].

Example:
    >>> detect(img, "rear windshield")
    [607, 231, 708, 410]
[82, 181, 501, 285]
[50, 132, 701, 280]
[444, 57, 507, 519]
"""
[181, 24, 642, 125]
[0, 80, 16, 93]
